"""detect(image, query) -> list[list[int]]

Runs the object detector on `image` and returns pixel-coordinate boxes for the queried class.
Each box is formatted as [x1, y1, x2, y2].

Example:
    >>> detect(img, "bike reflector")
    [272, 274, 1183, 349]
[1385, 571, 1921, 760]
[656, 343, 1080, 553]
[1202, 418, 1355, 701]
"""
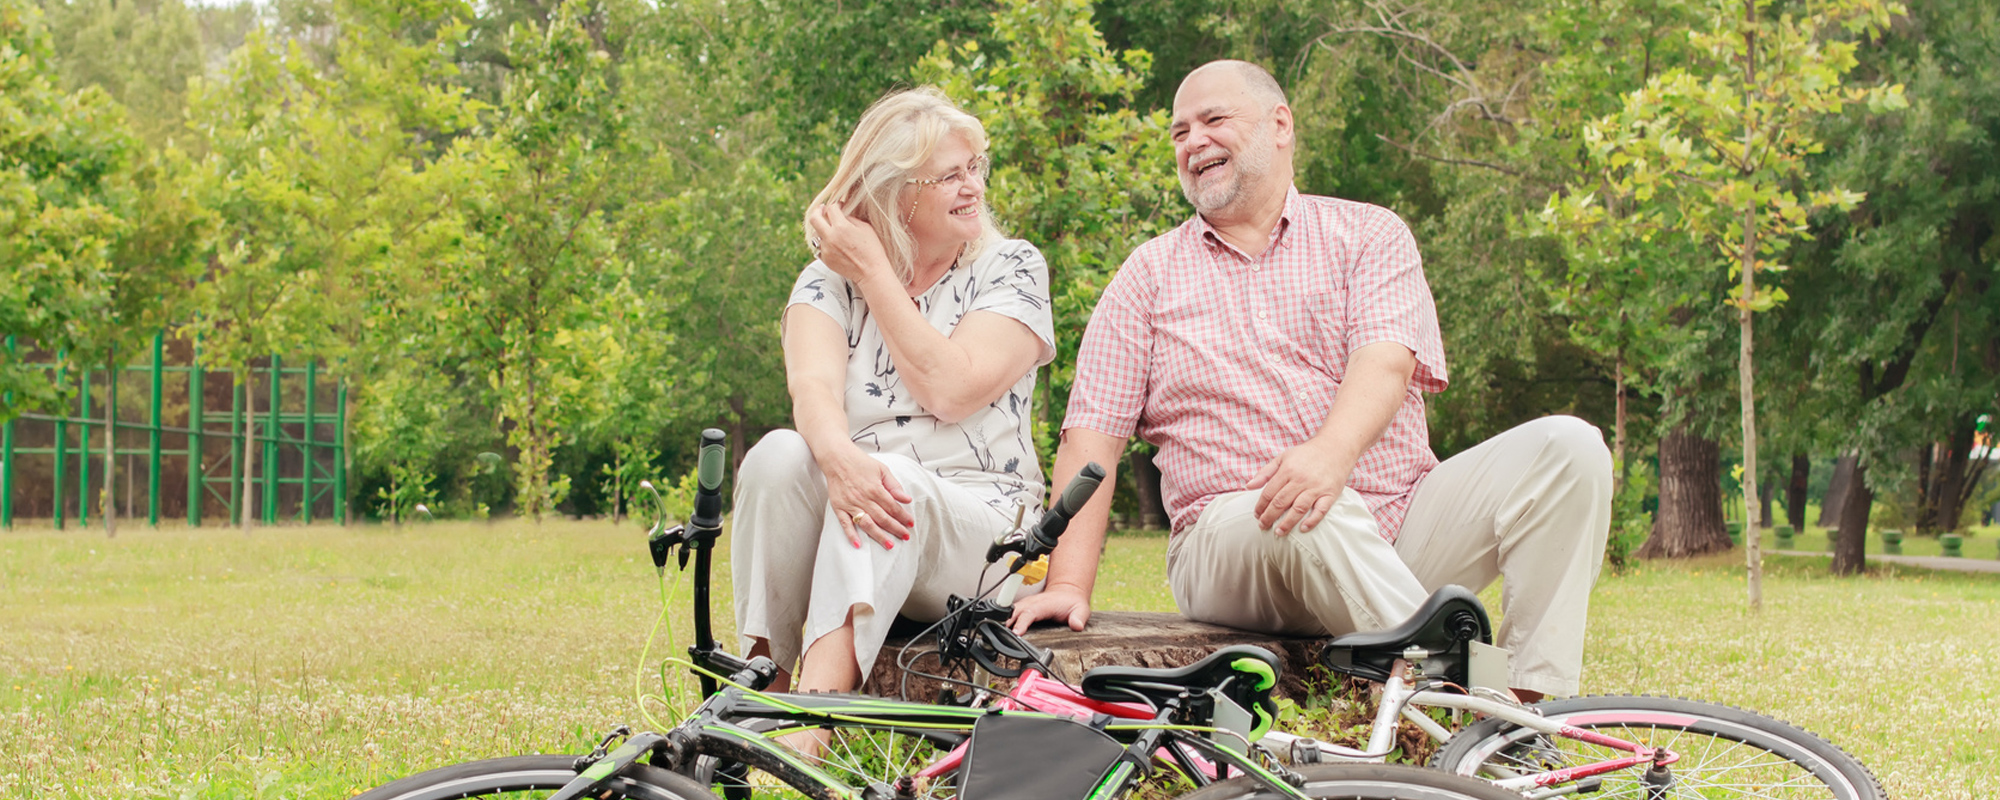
[957, 713, 1126, 800]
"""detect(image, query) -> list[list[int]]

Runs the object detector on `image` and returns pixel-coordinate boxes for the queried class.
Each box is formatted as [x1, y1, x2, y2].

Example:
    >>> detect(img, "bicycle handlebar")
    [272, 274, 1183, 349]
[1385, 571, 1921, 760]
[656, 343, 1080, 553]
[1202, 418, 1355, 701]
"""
[988, 461, 1106, 566]
[690, 429, 726, 533]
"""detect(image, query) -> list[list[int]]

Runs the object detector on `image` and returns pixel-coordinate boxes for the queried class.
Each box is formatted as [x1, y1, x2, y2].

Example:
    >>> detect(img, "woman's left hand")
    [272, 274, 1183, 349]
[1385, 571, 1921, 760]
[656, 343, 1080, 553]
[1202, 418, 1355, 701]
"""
[808, 204, 894, 288]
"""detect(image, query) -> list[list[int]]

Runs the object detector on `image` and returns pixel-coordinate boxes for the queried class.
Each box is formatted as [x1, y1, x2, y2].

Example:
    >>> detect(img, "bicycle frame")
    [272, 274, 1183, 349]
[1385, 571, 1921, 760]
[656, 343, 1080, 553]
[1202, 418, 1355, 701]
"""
[1258, 658, 1677, 798]
[663, 659, 1313, 800]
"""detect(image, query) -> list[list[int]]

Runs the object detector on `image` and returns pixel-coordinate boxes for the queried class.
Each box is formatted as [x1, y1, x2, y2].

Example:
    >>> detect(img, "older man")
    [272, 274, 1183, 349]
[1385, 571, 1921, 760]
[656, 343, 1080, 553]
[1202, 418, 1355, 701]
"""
[1009, 60, 1611, 699]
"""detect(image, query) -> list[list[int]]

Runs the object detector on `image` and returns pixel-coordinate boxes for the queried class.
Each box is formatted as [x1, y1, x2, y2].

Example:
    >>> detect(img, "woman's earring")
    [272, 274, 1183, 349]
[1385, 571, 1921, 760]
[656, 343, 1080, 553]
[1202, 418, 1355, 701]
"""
[905, 195, 920, 225]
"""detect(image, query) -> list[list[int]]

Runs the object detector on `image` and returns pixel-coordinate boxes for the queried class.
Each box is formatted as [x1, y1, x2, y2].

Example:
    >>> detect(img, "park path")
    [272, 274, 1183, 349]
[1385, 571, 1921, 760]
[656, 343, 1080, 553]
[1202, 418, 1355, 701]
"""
[1773, 549, 2000, 574]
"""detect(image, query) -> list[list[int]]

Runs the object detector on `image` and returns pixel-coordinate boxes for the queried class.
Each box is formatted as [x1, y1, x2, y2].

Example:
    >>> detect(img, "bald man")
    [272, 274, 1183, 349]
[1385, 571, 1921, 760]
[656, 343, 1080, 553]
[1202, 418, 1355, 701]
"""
[1009, 60, 1611, 700]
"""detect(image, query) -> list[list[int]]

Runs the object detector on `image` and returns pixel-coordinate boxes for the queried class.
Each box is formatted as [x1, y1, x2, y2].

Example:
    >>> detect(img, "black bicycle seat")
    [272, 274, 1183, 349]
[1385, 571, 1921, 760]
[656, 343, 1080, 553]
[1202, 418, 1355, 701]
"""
[1318, 585, 1490, 686]
[1079, 644, 1280, 709]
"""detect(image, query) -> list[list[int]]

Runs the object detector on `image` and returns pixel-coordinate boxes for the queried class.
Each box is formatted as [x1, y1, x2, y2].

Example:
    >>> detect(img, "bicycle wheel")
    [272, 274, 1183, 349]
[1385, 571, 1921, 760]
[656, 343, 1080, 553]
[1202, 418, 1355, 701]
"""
[355, 754, 720, 800]
[1172, 763, 1525, 800]
[1431, 695, 1886, 800]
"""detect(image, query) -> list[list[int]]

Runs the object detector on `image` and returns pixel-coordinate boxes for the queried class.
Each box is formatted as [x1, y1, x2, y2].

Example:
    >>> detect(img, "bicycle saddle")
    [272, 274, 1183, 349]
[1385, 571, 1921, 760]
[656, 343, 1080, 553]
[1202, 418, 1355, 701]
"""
[1080, 644, 1280, 731]
[1318, 585, 1490, 687]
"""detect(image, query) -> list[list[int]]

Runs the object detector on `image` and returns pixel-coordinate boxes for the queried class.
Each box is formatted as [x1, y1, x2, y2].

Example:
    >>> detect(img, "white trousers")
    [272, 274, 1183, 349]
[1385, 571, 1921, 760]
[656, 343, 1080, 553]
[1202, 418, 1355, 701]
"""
[731, 430, 1029, 674]
[1167, 416, 1611, 696]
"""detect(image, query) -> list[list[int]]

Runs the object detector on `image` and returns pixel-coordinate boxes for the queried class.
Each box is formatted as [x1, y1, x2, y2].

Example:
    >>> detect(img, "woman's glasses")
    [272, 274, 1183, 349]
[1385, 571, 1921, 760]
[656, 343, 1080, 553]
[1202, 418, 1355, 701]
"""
[907, 155, 989, 190]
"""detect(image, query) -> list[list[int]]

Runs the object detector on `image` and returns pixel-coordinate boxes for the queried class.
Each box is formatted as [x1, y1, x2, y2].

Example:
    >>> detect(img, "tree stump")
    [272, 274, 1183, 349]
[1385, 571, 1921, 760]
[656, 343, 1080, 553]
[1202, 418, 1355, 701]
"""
[862, 611, 1322, 704]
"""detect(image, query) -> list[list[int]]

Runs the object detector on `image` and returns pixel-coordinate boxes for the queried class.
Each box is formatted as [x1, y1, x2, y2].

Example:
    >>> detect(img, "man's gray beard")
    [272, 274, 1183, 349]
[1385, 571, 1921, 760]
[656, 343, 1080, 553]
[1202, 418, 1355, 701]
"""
[1179, 123, 1274, 214]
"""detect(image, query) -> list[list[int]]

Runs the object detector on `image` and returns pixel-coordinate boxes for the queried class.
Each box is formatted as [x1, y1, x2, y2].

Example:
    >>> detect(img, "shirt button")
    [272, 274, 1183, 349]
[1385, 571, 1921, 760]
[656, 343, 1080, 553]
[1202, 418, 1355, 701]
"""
[1257, 311, 1268, 320]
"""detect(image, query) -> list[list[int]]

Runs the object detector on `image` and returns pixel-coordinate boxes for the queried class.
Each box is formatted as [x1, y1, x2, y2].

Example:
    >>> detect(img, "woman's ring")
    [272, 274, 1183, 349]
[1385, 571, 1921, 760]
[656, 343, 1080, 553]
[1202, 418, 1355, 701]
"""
[852, 511, 868, 525]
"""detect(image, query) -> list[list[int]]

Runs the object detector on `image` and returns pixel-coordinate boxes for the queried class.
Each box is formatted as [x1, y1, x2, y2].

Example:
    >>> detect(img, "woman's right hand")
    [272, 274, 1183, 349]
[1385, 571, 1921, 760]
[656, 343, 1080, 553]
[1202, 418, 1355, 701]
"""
[817, 442, 916, 549]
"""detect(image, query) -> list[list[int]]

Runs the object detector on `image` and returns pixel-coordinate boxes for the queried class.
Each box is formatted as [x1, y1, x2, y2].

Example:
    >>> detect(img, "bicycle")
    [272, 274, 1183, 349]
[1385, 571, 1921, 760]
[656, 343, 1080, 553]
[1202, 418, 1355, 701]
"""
[354, 429, 1521, 800]
[1249, 587, 1887, 800]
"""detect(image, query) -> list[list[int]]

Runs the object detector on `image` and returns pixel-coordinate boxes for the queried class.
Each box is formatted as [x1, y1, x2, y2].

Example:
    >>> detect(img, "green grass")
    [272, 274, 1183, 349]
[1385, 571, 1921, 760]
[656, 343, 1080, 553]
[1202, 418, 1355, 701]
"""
[3, 521, 1995, 799]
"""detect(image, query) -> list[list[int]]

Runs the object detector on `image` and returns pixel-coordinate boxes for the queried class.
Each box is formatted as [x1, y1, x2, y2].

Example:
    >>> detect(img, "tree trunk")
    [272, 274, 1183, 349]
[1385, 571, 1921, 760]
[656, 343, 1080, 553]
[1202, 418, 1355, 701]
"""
[1737, 0, 1763, 609]
[1613, 355, 1628, 492]
[525, 352, 542, 524]
[1128, 448, 1168, 531]
[1758, 481, 1774, 529]
[1831, 458, 1871, 575]
[1638, 424, 1728, 558]
[1785, 453, 1809, 533]
[1917, 418, 1975, 534]
[610, 445, 624, 523]
[729, 393, 749, 475]
[104, 354, 118, 538]
[241, 396, 256, 534]
[1818, 455, 1855, 528]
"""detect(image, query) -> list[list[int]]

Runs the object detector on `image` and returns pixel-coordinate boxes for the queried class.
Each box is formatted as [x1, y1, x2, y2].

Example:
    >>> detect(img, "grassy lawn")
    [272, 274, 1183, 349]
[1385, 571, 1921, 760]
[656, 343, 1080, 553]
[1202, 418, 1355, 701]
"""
[3, 520, 1995, 799]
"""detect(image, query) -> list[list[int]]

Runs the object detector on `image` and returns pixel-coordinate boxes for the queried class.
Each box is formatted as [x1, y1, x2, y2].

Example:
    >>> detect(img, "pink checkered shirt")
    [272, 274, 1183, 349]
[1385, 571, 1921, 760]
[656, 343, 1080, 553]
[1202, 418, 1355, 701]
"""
[1065, 188, 1449, 540]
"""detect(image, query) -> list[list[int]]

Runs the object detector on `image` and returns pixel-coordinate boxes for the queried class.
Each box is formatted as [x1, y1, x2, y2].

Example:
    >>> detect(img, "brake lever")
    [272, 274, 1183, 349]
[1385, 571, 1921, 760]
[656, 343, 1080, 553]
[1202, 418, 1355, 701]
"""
[975, 620, 1052, 672]
[969, 636, 1025, 679]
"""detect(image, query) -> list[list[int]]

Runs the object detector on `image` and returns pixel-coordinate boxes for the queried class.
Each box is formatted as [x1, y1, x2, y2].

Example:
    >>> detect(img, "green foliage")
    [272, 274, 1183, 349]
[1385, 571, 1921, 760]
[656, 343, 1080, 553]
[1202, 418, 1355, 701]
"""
[446, 0, 629, 521]
[1780, 0, 2000, 515]
[36, 0, 205, 148]
[1, 0, 201, 420]
[5, 0, 1986, 536]
[184, 0, 481, 382]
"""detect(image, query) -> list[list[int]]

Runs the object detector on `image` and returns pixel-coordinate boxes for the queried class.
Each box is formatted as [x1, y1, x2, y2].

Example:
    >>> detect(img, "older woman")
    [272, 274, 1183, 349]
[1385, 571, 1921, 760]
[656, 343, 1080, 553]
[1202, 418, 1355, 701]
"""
[732, 88, 1054, 700]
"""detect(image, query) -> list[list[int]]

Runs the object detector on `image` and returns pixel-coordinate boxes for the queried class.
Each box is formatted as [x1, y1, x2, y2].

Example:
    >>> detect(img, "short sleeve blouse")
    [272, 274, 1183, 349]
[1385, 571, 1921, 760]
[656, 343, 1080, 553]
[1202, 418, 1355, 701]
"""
[787, 238, 1056, 516]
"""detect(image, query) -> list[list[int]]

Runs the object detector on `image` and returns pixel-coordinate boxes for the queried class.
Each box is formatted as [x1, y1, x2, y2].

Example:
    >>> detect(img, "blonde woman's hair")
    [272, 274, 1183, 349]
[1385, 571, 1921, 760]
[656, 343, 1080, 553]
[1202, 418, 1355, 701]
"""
[806, 87, 1002, 285]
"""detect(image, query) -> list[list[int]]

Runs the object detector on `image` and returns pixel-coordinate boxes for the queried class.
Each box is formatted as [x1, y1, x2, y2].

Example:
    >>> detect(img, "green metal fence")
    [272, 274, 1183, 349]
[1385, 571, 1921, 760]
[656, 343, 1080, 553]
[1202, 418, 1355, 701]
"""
[0, 332, 348, 529]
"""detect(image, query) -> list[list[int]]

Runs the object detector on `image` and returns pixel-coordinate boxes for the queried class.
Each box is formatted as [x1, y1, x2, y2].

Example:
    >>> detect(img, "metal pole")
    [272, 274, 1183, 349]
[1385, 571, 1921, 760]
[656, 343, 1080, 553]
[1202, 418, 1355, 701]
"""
[263, 355, 279, 525]
[78, 370, 91, 526]
[228, 379, 242, 526]
[149, 330, 163, 527]
[302, 360, 315, 524]
[1, 335, 14, 529]
[334, 381, 347, 525]
[188, 359, 204, 527]
[53, 357, 67, 531]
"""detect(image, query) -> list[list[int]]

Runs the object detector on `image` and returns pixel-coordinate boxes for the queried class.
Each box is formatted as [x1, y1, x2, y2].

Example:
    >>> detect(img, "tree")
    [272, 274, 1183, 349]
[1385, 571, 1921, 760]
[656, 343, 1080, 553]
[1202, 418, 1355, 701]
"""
[1787, 0, 1999, 560]
[446, 0, 627, 521]
[1, 0, 133, 420]
[1567, 0, 1905, 600]
[186, 0, 481, 530]
[3, 0, 202, 536]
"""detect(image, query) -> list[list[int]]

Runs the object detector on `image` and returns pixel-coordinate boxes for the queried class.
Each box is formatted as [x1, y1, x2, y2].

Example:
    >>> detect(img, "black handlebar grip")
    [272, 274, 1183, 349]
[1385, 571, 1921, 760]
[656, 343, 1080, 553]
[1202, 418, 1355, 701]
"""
[1028, 461, 1105, 554]
[690, 429, 727, 532]
[1052, 462, 1106, 519]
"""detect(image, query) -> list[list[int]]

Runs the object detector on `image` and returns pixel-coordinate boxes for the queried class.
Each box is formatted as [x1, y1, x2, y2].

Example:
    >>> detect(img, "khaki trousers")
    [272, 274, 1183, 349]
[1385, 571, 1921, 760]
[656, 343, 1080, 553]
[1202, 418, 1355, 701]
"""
[1167, 416, 1611, 696]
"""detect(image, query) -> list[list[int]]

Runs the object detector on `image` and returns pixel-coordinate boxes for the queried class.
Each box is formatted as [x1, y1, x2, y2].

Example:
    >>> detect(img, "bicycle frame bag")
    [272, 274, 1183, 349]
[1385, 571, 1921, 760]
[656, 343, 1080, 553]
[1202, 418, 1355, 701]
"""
[956, 712, 1127, 800]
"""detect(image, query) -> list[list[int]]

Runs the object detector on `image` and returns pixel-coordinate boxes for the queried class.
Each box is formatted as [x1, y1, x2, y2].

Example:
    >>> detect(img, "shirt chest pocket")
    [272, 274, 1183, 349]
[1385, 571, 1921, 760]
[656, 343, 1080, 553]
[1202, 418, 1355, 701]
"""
[1301, 290, 1347, 377]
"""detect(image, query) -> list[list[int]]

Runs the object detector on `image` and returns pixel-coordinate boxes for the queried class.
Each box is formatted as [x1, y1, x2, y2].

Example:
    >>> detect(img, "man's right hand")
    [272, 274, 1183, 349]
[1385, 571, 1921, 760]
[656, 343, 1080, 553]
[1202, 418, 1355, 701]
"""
[1007, 584, 1092, 634]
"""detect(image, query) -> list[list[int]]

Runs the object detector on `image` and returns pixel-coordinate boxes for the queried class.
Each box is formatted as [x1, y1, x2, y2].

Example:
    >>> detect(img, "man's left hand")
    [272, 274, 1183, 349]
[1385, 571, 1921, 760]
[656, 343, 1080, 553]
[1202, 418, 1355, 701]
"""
[1247, 437, 1355, 536]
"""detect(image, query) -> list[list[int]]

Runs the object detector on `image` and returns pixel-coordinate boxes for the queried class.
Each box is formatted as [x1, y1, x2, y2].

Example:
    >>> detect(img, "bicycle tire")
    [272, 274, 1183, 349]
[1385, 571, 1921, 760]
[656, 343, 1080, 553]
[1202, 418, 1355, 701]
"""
[354, 754, 721, 800]
[1430, 694, 1886, 800]
[1171, 763, 1525, 800]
